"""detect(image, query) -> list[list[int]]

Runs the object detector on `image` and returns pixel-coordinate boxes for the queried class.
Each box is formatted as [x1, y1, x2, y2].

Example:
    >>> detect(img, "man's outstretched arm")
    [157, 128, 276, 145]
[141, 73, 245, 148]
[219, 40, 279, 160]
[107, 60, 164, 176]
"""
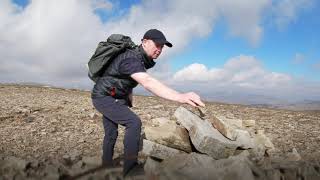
[131, 72, 205, 107]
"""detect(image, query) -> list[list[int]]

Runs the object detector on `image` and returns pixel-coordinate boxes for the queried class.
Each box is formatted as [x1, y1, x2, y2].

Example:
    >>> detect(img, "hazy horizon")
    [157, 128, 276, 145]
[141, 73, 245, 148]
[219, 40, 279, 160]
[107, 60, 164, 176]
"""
[1, 0, 320, 106]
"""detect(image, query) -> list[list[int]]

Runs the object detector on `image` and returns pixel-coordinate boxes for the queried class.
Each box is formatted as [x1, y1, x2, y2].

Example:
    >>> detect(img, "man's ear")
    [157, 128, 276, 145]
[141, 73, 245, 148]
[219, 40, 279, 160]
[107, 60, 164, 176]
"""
[141, 39, 147, 47]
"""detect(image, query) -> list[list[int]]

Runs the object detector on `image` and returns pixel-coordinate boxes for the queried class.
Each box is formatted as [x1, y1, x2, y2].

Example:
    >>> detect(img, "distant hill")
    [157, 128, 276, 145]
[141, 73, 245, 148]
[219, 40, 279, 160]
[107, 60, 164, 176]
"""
[251, 100, 320, 111]
[2, 82, 320, 111]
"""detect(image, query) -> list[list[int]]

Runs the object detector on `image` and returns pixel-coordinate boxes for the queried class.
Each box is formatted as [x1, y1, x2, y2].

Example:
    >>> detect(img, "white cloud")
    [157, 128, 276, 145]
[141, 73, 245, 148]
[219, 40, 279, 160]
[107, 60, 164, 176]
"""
[171, 55, 320, 103]
[173, 63, 220, 82]
[215, 0, 271, 46]
[0, 0, 107, 88]
[91, 0, 113, 11]
[173, 55, 291, 89]
[0, 0, 274, 88]
[0, 0, 318, 102]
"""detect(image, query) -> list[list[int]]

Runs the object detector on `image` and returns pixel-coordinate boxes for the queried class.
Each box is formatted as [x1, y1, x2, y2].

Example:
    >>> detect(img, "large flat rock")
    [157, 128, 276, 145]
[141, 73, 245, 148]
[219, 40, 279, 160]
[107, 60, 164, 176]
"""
[235, 129, 255, 149]
[142, 139, 186, 160]
[144, 123, 192, 152]
[255, 129, 275, 150]
[144, 157, 161, 179]
[156, 152, 255, 180]
[174, 106, 239, 159]
[209, 114, 242, 140]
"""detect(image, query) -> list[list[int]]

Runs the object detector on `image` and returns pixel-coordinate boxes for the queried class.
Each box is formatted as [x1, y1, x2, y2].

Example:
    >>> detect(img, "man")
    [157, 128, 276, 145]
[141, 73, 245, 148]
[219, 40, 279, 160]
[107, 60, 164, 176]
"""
[91, 29, 205, 176]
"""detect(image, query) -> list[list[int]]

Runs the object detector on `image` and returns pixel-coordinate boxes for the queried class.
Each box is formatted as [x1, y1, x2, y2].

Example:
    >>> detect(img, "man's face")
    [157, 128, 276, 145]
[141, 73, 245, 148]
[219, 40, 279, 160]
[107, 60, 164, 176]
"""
[142, 39, 164, 59]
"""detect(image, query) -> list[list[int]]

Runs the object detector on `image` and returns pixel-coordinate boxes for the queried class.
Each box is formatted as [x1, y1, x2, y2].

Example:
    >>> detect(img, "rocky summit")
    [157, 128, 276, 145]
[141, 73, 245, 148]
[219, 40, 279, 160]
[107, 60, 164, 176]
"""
[0, 84, 320, 180]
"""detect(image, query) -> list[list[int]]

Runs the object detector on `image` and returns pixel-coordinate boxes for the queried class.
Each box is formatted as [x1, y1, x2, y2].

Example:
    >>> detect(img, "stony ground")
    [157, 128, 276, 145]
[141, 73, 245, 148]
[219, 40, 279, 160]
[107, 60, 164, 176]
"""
[0, 84, 320, 179]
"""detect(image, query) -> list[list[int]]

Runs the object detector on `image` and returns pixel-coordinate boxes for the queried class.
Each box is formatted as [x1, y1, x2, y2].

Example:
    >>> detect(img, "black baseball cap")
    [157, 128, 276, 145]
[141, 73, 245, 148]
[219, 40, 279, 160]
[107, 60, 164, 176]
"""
[142, 29, 173, 47]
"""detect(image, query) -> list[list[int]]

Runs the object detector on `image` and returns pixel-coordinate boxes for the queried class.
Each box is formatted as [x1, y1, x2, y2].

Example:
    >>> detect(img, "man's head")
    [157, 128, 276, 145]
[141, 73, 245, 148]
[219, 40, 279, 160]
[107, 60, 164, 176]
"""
[141, 29, 172, 59]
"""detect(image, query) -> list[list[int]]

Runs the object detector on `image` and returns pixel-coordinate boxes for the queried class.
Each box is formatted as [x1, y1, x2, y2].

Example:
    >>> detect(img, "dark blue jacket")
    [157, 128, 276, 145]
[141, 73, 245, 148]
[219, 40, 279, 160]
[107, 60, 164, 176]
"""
[91, 46, 155, 104]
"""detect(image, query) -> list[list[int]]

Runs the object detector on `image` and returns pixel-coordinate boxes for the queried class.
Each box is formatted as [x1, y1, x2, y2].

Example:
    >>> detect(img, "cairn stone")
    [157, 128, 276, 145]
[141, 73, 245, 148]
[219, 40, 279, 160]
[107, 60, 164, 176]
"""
[144, 122, 192, 152]
[287, 148, 302, 161]
[208, 114, 242, 140]
[174, 106, 239, 159]
[156, 152, 255, 180]
[243, 119, 256, 127]
[235, 129, 255, 149]
[142, 139, 186, 160]
[144, 157, 161, 179]
[3, 156, 28, 171]
[81, 156, 101, 167]
[255, 129, 275, 150]
[150, 117, 171, 126]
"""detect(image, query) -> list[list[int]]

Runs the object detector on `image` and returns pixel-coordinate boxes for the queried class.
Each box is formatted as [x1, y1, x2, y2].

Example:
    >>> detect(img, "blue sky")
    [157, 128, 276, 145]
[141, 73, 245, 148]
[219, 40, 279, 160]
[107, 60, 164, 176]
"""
[12, 0, 28, 7]
[93, 0, 320, 81]
[1, 0, 320, 104]
[90, 0, 320, 81]
[171, 2, 320, 81]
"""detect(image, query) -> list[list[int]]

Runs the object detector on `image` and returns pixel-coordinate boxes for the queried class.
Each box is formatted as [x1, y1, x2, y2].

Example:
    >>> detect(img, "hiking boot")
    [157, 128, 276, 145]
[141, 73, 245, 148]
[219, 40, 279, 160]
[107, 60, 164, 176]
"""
[102, 155, 123, 168]
[124, 163, 145, 178]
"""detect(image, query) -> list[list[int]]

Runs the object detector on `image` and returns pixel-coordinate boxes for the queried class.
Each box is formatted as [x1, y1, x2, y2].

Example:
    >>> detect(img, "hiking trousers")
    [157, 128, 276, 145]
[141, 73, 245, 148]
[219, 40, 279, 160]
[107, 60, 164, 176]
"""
[92, 96, 141, 175]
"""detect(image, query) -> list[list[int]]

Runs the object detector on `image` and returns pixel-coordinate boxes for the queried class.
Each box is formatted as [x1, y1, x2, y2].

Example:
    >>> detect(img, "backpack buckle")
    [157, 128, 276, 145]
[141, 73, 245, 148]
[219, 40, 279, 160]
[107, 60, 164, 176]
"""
[110, 87, 116, 97]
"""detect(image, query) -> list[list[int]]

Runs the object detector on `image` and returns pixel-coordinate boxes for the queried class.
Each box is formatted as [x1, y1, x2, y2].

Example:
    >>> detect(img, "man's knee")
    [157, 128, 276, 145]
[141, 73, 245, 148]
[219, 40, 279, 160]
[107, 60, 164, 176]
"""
[125, 117, 142, 134]
[104, 128, 118, 141]
[136, 118, 142, 127]
[131, 117, 142, 129]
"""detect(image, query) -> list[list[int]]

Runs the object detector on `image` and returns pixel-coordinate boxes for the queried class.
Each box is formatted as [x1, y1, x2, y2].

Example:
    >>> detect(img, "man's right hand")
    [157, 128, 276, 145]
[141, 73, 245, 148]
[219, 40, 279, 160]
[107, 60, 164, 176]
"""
[177, 92, 205, 107]
[131, 72, 205, 107]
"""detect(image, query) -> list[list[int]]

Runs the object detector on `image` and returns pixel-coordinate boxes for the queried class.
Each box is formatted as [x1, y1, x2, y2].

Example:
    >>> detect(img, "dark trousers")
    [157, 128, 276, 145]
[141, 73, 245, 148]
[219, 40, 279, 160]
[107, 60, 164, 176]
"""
[92, 96, 142, 175]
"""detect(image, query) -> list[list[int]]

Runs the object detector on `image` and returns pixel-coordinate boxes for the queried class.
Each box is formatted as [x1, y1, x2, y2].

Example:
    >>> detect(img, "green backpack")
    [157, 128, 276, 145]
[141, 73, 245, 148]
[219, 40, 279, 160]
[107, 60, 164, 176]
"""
[87, 34, 137, 82]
